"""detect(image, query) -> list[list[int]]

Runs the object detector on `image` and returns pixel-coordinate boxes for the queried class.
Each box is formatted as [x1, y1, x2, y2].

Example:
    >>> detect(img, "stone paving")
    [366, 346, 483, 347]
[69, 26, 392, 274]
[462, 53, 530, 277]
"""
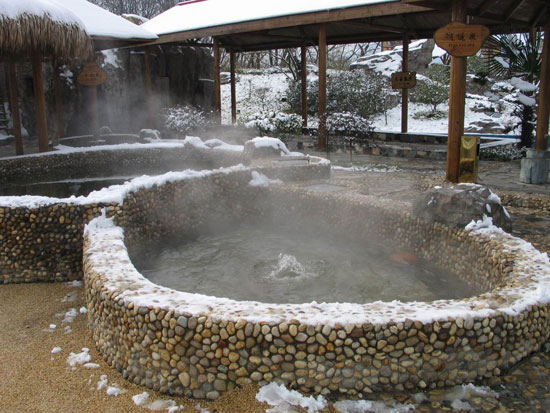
[319, 152, 550, 412]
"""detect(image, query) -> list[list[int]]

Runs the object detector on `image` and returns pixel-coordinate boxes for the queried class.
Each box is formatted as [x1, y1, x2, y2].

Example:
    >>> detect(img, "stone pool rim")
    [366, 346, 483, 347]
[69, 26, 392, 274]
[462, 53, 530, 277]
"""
[84, 211, 550, 327]
[81, 166, 550, 399]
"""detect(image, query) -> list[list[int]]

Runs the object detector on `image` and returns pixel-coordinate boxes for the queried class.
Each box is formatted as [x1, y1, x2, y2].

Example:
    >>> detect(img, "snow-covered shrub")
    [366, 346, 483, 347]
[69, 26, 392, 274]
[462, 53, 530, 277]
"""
[285, 70, 387, 119]
[243, 111, 302, 137]
[411, 64, 450, 113]
[163, 105, 213, 135]
[326, 112, 373, 138]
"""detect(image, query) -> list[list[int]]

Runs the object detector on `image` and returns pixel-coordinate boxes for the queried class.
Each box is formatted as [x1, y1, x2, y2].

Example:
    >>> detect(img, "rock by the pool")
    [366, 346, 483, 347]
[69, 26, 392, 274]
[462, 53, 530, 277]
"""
[412, 184, 512, 232]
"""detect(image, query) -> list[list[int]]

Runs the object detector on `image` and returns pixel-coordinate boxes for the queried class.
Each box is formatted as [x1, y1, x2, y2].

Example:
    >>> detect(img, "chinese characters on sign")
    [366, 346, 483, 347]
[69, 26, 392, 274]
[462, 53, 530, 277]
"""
[391, 71, 417, 89]
[77, 63, 107, 86]
[434, 22, 490, 57]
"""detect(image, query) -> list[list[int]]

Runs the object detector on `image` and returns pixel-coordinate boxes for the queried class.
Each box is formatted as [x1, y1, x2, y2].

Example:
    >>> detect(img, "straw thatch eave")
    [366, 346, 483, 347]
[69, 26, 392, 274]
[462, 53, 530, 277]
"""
[0, 13, 92, 61]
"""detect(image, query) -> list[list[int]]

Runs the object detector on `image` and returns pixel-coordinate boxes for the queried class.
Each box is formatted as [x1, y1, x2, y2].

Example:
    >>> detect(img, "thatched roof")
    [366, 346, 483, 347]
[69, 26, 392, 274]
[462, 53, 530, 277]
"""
[0, 0, 92, 60]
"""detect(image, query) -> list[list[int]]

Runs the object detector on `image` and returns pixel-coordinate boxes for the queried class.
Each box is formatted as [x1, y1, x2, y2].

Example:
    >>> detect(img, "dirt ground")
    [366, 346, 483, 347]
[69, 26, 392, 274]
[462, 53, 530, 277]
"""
[0, 282, 270, 413]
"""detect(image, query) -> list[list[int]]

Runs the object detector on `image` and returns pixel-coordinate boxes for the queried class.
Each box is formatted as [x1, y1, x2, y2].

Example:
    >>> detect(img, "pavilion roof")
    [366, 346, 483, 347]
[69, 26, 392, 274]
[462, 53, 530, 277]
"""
[0, 0, 92, 60]
[54, 0, 158, 50]
[143, 0, 548, 51]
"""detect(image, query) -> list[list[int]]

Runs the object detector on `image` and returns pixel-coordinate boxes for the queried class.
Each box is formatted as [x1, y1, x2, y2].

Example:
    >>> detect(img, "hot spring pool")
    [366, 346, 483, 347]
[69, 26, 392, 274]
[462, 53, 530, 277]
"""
[131, 222, 475, 304]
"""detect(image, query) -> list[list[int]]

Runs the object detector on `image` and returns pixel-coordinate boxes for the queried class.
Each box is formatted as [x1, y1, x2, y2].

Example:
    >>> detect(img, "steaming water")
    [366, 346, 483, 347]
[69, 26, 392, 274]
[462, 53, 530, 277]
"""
[0, 176, 137, 197]
[133, 223, 476, 304]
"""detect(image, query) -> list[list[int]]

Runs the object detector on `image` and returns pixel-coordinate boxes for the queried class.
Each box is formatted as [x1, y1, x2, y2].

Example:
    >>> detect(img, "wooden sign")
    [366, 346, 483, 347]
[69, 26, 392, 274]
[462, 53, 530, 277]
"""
[434, 22, 490, 57]
[391, 71, 417, 89]
[77, 63, 107, 86]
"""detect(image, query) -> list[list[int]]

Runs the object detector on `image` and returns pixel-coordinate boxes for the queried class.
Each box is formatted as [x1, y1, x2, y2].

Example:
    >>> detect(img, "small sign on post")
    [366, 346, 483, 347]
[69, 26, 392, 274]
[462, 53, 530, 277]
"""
[434, 22, 490, 57]
[391, 71, 416, 89]
[77, 63, 107, 86]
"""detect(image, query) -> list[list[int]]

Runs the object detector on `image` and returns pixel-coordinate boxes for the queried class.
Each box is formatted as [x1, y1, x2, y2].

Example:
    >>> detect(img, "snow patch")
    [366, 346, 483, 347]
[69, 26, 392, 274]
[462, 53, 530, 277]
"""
[132, 392, 150, 406]
[249, 171, 283, 187]
[67, 348, 91, 369]
[63, 308, 79, 323]
[51, 346, 62, 354]
[83, 363, 100, 369]
[256, 382, 327, 413]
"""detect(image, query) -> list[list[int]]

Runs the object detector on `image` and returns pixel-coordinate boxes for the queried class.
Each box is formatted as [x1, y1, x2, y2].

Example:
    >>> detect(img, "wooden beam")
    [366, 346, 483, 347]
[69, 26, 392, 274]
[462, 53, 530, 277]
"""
[53, 59, 64, 146]
[144, 47, 155, 129]
[301, 45, 308, 128]
[341, 20, 407, 34]
[151, 2, 430, 45]
[535, 18, 550, 151]
[446, 0, 467, 183]
[31, 53, 49, 153]
[230, 50, 237, 124]
[401, 33, 409, 134]
[503, 0, 526, 22]
[213, 38, 222, 125]
[6, 62, 23, 155]
[475, 0, 498, 16]
[530, 4, 548, 28]
[318, 23, 327, 151]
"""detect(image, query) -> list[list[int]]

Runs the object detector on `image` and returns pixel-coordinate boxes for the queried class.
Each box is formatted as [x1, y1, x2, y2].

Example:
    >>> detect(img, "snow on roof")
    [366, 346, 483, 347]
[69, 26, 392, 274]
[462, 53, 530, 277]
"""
[0, 0, 81, 25]
[53, 0, 157, 40]
[143, 0, 396, 36]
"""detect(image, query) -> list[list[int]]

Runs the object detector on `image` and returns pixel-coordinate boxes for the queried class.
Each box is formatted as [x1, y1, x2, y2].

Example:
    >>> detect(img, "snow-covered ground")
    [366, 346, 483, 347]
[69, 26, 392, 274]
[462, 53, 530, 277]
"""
[221, 70, 518, 134]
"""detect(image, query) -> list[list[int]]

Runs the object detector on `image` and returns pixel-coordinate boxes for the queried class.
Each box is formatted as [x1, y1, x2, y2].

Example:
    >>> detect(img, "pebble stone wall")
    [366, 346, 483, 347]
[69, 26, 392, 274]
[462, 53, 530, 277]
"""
[83, 170, 550, 400]
[0, 155, 329, 284]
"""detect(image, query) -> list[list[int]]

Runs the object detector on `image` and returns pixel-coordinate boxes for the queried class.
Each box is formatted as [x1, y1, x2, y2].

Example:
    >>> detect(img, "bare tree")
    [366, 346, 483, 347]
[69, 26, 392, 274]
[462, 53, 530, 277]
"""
[88, 0, 178, 19]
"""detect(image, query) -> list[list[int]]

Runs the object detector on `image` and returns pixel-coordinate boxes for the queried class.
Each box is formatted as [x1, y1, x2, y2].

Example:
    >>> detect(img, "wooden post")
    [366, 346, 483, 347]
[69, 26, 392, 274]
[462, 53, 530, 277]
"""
[535, 18, 550, 151]
[53, 59, 64, 146]
[144, 47, 155, 129]
[318, 23, 327, 151]
[31, 53, 49, 153]
[230, 49, 237, 124]
[7, 62, 23, 155]
[213, 38, 222, 125]
[446, 0, 468, 183]
[90, 85, 99, 139]
[301, 45, 308, 127]
[401, 33, 409, 134]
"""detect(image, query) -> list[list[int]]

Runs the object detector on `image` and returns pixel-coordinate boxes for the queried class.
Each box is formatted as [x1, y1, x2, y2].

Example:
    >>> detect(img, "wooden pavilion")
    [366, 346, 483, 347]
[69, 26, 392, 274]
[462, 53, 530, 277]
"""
[0, 0, 157, 156]
[0, 1, 92, 155]
[143, 0, 549, 183]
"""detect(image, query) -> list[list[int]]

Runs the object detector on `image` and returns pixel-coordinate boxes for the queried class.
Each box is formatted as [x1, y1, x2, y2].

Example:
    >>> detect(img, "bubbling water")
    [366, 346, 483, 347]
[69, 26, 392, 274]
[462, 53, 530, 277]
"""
[131, 223, 476, 304]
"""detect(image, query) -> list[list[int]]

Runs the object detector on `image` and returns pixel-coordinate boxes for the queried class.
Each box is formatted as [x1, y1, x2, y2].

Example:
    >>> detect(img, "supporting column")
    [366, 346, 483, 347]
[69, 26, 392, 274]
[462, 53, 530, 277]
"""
[535, 18, 550, 151]
[401, 33, 409, 134]
[318, 24, 327, 151]
[90, 85, 99, 139]
[301, 45, 308, 128]
[230, 49, 237, 124]
[7, 62, 23, 155]
[446, 0, 467, 183]
[520, 16, 550, 184]
[53, 59, 64, 146]
[31, 53, 49, 153]
[213, 38, 222, 125]
[144, 47, 155, 129]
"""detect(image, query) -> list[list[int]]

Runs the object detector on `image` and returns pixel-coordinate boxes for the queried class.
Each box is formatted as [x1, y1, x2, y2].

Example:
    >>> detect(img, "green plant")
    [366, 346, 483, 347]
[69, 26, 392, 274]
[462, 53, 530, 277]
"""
[411, 64, 450, 112]
[485, 33, 543, 148]
[285, 70, 386, 119]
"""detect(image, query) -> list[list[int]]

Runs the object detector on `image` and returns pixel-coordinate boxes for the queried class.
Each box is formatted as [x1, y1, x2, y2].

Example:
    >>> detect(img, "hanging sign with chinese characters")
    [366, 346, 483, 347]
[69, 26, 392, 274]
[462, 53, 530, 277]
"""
[77, 63, 107, 86]
[434, 22, 490, 57]
[391, 71, 417, 89]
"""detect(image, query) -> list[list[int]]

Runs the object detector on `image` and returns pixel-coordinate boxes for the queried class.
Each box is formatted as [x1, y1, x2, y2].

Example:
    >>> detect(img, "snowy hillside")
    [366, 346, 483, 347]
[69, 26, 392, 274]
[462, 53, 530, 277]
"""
[221, 70, 519, 135]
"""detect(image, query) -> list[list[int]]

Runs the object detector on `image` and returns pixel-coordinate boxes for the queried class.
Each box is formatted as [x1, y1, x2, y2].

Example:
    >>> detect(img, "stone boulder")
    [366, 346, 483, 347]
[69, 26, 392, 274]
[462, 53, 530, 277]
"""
[412, 184, 512, 232]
